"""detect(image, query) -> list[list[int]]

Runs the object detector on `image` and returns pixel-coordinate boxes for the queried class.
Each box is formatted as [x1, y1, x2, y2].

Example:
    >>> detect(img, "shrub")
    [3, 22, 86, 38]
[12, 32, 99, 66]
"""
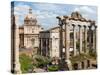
[19, 54, 33, 73]
[33, 55, 51, 68]
[48, 65, 59, 71]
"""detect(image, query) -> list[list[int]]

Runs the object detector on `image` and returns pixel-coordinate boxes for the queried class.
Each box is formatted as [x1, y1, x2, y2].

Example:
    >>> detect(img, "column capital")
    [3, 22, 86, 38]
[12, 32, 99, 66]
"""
[83, 25, 87, 28]
[72, 24, 76, 27]
[56, 16, 64, 26]
[91, 21, 95, 26]
[56, 16, 61, 20]
[94, 25, 97, 29]
[88, 26, 92, 29]
[78, 25, 82, 28]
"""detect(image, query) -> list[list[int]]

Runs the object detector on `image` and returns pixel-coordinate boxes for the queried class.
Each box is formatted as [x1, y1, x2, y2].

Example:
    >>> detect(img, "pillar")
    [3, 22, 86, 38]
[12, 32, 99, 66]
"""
[83, 25, 88, 53]
[46, 38, 48, 56]
[88, 26, 92, 52]
[39, 38, 41, 55]
[49, 38, 52, 57]
[56, 16, 64, 59]
[40, 38, 43, 55]
[84, 60, 87, 69]
[78, 62, 82, 70]
[60, 25, 63, 59]
[95, 26, 97, 52]
[72, 24, 76, 56]
[93, 26, 97, 52]
[11, 15, 21, 73]
[14, 25, 21, 73]
[65, 22, 70, 60]
[78, 25, 83, 54]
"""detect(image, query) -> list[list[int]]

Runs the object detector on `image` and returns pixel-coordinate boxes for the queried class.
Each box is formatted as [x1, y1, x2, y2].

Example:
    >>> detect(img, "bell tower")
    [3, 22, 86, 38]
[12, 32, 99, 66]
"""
[29, 7, 32, 14]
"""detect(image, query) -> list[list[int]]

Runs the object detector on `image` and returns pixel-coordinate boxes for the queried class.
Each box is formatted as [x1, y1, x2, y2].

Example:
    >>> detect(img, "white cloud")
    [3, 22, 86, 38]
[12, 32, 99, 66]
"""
[73, 6, 97, 20]
[74, 6, 95, 14]
[13, 2, 97, 27]
[14, 4, 31, 16]
[35, 10, 58, 19]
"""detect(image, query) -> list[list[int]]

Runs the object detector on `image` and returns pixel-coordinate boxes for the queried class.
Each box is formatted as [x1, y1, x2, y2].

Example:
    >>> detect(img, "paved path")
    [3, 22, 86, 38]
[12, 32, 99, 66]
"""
[33, 68, 46, 72]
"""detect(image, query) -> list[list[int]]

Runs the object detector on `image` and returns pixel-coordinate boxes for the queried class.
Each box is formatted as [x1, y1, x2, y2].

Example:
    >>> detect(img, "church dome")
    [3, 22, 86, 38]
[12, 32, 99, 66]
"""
[24, 8, 37, 25]
[25, 13, 37, 20]
[24, 8, 36, 20]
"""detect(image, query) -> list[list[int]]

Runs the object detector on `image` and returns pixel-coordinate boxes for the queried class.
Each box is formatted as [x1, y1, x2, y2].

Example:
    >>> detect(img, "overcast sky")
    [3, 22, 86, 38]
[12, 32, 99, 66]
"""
[13, 1, 97, 30]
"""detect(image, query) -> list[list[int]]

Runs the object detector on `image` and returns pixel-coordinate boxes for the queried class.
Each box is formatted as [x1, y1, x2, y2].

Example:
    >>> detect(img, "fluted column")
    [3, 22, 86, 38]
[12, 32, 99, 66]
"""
[83, 25, 88, 53]
[72, 24, 76, 56]
[78, 25, 83, 54]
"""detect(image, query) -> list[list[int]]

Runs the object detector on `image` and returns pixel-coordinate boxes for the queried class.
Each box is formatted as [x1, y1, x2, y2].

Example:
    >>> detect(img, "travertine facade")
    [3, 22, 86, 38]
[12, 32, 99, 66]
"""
[39, 27, 60, 58]
[19, 8, 43, 49]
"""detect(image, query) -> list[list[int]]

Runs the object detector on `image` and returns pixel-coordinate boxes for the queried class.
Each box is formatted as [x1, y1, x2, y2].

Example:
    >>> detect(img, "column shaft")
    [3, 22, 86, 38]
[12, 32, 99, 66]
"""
[72, 24, 76, 56]
[49, 38, 52, 57]
[84, 60, 87, 69]
[40, 38, 43, 55]
[84, 26, 88, 53]
[65, 23, 70, 60]
[93, 26, 97, 52]
[79, 25, 83, 54]
[59, 25, 63, 59]
[78, 62, 82, 70]
[88, 26, 92, 51]
[46, 38, 48, 56]
[95, 26, 97, 52]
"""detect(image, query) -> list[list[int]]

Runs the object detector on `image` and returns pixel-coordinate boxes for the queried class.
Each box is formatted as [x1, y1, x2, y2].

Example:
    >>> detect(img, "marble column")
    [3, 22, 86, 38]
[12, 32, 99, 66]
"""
[46, 38, 48, 56]
[93, 26, 97, 52]
[88, 26, 92, 51]
[40, 38, 43, 55]
[56, 16, 63, 59]
[72, 24, 76, 56]
[39, 38, 41, 55]
[65, 22, 70, 60]
[95, 26, 97, 52]
[78, 25, 83, 54]
[89, 60, 92, 68]
[49, 38, 52, 57]
[83, 25, 88, 53]
[59, 24, 63, 58]
[84, 60, 87, 69]
[78, 62, 82, 70]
